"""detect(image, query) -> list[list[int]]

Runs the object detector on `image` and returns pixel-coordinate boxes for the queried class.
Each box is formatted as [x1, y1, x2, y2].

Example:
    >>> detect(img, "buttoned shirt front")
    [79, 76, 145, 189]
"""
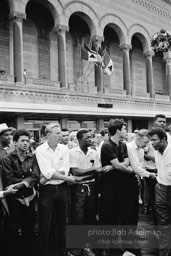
[127, 140, 150, 178]
[154, 144, 171, 185]
[36, 141, 70, 185]
[69, 146, 100, 183]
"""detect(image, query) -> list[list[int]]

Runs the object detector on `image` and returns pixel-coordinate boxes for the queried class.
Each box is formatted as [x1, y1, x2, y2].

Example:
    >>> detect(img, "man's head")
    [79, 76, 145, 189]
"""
[153, 114, 166, 128]
[134, 129, 150, 149]
[61, 129, 69, 145]
[93, 133, 102, 146]
[108, 118, 127, 140]
[13, 129, 31, 152]
[148, 127, 167, 152]
[100, 129, 108, 141]
[45, 123, 61, 147]
[0, 123, 13, 147]
[77, 128, 92, 148]
[134, 129, 139, 135]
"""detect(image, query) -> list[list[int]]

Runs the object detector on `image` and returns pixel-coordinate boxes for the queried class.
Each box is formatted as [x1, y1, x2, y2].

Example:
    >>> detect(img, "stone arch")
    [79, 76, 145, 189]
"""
[64, 1, 99, 36]
[100, 14, 127, 45]
[11, 0, 63, 24]
[128, 24, 151, 52]
[6, 0, 14, 13]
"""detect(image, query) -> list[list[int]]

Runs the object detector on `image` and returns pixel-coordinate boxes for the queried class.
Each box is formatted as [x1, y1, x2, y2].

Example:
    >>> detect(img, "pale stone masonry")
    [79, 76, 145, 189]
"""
[0, 0, 171, 132]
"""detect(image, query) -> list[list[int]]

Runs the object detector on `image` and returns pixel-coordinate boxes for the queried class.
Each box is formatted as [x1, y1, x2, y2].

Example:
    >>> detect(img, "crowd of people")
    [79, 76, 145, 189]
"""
[0, 114, 171, 256]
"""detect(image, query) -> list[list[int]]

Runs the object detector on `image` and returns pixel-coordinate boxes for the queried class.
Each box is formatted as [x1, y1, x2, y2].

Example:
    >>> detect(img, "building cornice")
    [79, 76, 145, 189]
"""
[1, 86, 171, 118]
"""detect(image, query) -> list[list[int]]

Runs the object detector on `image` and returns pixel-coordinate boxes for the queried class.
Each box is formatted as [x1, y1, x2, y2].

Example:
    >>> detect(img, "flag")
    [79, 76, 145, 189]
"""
[81, 43, 102, 63]
[102, 51, 114, 75]
[81, 43, 98, 62]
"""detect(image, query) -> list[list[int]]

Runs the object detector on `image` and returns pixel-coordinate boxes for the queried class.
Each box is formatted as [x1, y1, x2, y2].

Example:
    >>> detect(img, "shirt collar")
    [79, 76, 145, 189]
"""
[75, 146, 94, 155]
[10, 150, 33, 158]
[157, 144, 170, 156]
[44, 141, 62, 151]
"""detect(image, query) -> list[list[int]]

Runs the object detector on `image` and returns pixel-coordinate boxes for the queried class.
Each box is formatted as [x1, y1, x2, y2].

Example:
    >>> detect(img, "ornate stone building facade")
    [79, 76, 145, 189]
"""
[0, 0, 171, 135]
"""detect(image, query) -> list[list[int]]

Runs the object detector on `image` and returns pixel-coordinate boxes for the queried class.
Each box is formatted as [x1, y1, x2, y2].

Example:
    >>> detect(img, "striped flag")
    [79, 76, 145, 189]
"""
[102, 50, 114, 75]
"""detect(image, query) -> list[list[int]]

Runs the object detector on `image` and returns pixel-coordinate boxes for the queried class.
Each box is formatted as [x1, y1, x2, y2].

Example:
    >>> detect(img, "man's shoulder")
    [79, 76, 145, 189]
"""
[165, 144, 171, 154]
[69, 146, 79, 154]
[102, 139, 112, 148]
[127, 139, 136, 149]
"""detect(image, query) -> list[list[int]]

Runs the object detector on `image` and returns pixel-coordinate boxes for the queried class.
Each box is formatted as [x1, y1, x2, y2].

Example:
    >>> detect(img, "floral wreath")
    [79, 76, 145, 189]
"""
[151, 29, 171, 53]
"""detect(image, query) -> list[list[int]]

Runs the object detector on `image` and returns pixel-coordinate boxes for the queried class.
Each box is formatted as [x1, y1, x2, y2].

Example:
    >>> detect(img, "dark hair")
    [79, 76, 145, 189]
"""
[148, 127, 167, 141]
[13, 129, 31, 142]
[61, 128, 69, 132]
[108, 118, 126, 136]
[154, 114, 166, 121]
[100, 129, 108, 137]
[40, 123, 48, 136]
[77, 129, 89, 140]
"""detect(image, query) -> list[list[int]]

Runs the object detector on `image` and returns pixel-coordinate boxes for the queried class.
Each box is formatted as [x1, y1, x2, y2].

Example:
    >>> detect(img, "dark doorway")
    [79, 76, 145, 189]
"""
[132, 119, 148, 132]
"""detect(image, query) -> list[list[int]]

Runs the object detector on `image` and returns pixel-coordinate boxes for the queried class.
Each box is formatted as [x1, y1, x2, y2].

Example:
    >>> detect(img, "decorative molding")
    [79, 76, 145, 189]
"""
[119, 44, 132, 51]
[144, 51, 155, 58]
[0, 75, 15, 83]
[53, 24, 69, 33]
[132, 0, 171, 19]
[1, 86, 171, 116]
[27, 78, 60, 88]
[9, 11, 26, 23]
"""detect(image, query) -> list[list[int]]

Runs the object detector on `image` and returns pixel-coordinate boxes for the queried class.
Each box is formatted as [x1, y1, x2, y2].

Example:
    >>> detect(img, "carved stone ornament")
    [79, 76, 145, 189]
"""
[53, 24, 69, 33]
[76, 76, 89, 94]
[119, 44, 132, 51]
[163, 50, 171, 60]
[9, 12, 26, 23]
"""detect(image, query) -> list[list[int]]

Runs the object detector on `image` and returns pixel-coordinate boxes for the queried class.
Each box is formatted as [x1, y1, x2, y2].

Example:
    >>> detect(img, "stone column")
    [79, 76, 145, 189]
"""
[120, 44, 132, 95]
[144, 51, 154, 98]
[92, 35, 104, 93]
[9, 12, 26, 83]
[96, 119, 104, 131]
[61, 118, 68, 129]
[54, 25, 68, 89]
[127, 119, 132, 133]
[163, 52, 171, 96]
[16, 116, 25, 129]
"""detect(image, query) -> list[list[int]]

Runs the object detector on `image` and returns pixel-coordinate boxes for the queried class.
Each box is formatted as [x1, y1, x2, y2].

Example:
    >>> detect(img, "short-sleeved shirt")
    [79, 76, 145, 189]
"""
[69, 146, 100, 183]
[154, 144, 171, 185]
[101, 139, 128, 185]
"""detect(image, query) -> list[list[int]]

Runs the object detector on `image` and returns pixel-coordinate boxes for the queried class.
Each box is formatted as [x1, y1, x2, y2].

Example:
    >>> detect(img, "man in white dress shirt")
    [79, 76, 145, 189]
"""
[148, 127, 171, 256]
[36, 123, 76, 256]
[127, 130, 157, 226]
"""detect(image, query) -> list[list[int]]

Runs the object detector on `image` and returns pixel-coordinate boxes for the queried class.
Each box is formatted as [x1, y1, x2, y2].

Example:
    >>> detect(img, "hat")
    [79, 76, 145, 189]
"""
[0, 123, 13, 134]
